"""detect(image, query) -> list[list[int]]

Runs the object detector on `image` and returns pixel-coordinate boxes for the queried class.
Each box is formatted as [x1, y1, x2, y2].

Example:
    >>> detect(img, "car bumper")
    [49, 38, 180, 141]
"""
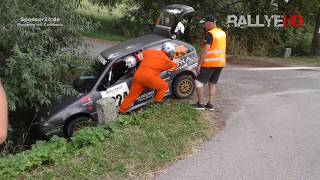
[36, 123, 64, 138]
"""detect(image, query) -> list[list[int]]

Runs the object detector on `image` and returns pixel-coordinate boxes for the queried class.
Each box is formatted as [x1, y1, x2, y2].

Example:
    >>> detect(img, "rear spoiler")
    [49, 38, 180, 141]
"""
[153, 25, 172, 38]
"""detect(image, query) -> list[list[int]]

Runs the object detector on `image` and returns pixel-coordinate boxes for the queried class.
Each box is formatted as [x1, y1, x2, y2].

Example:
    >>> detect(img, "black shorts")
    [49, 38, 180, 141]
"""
[196, 67, 223, 84]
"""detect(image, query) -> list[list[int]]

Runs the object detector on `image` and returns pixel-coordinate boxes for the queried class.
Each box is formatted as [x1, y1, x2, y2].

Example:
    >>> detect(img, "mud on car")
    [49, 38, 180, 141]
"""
[37, 4, 199, 137]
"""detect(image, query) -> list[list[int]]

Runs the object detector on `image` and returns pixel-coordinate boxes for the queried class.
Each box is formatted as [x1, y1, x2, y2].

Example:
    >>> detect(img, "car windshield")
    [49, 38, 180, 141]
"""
[73, 55, 110, 93]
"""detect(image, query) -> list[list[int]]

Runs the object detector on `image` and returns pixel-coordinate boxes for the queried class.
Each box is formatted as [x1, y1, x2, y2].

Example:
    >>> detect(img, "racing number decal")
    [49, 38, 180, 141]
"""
[111, 92, 128, 107]
[100, 82, 130, 107]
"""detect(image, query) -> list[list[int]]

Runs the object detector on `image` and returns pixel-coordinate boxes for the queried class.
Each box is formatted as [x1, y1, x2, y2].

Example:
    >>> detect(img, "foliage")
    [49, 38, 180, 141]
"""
[0, 0, 96, 112]
[88, 0, 122, 7]
[0, 136, 69, 178]
[0, 103, 215, 179]
[311, 8, 320, 56]
[91, 0, 320, 56]
[0, 126, 109, 178]
[71, 126, 111, 148]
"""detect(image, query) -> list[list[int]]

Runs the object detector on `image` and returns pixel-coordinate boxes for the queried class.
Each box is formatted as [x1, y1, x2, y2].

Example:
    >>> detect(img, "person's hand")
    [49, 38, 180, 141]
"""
[168, 66, 178, 72]
[197, 65, 201, 74]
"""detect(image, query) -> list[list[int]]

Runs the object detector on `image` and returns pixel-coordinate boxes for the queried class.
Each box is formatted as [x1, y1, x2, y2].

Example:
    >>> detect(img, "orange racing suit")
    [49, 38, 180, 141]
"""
[119, 49, 177, 113]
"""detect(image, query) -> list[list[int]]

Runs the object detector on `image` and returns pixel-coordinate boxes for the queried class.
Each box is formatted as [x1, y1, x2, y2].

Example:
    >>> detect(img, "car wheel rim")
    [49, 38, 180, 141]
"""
[178, 79, 193, 96]
[73, 118, 92, 132]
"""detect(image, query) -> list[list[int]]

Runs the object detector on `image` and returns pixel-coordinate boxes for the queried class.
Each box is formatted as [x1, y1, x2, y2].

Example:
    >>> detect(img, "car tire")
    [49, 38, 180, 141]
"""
[172, 75, 195, 99]
[64, 116, 93, 137]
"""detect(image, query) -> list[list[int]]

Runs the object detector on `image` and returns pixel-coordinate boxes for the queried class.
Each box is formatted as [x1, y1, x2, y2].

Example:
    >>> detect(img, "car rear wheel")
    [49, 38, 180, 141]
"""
[172, 75, 195, 99]
[64, 116, 94, 137]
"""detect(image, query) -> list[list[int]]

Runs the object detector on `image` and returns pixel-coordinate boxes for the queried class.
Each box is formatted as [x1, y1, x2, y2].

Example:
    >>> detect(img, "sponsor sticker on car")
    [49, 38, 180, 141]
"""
[100, 82, 130, 107]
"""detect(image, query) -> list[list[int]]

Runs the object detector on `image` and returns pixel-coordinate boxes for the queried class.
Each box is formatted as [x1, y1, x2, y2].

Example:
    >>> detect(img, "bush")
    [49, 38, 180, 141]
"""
[71, 126, 111, 148]
[0, 136, 70, 178]
[0, 0, 96, 112]
[283, 28, 314, 56]
[0, 0, 98, 154]
[0, 127, 110, 178]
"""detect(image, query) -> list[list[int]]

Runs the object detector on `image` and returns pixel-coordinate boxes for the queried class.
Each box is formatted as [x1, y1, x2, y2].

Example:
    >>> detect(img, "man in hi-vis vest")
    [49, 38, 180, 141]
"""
[192, 15, 226, 111]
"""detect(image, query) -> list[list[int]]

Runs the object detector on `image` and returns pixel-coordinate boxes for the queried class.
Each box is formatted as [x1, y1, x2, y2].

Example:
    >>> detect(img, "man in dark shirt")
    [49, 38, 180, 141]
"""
[192, 15, 226, 111]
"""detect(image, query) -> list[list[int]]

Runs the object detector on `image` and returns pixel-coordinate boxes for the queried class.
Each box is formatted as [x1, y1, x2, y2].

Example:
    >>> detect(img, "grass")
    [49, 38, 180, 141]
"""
[78, 0, 129, 42]
[17, 103, 218, 179]
[230, 55, 320, 66]
[77, 0, 124, 18]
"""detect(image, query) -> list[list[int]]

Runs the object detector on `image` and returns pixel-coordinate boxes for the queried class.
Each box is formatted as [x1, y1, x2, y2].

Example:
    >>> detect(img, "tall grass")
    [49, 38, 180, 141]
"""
[78, 0, 128, 42]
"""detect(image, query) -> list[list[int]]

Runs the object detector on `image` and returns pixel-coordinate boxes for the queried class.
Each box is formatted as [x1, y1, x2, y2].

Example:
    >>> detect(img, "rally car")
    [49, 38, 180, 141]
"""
[37, 4, 198, 137]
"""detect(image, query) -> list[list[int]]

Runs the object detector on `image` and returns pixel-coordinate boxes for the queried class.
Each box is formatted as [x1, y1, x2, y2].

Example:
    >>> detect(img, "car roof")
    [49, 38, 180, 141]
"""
[101, 33, 171, 61]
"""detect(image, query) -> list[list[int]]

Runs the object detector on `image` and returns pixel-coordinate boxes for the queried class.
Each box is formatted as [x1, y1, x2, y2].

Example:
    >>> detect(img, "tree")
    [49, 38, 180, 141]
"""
[0, 0, 95, 112]
[283, 0, 320, 56]
[311, 9, 320, 56]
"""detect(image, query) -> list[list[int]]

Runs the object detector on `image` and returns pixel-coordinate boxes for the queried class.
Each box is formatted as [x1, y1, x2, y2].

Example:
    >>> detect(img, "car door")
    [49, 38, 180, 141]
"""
[97, 60, 131, 107]
[96, 59, 154, 109]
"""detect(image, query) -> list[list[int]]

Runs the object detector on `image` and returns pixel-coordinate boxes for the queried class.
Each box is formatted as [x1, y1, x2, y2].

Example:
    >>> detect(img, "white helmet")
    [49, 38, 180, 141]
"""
[124, 55, 137, 69]
[161, 42, 176, 59]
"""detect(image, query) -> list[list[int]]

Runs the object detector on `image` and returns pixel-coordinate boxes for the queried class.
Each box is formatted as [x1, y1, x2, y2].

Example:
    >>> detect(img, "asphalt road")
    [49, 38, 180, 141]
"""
[156, 63, 320, 180]
[84, 37, 116, 59]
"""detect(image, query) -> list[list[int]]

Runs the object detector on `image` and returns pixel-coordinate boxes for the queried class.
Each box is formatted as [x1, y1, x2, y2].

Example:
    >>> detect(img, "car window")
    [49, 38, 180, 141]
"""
[97, 60, 137, 91]
[73, 55, 110, 93]
[110, 61, 134, 84]
[146, 41, 193, 59]
[172, 40, 194, 53]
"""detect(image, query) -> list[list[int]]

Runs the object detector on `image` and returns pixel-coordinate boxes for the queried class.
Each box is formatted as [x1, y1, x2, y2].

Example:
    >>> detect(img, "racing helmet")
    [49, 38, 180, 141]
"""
[161, 42, 176, 60]
[124, 55, 137, 69]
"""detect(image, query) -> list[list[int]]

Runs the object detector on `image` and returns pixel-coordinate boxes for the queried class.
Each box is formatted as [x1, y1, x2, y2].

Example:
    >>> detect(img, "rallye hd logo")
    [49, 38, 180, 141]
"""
[227, 15, 304, 30]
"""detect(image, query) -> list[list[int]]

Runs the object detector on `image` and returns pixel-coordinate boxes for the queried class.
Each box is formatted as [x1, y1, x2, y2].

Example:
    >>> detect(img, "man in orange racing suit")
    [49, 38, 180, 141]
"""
[119, 42, 177, 113]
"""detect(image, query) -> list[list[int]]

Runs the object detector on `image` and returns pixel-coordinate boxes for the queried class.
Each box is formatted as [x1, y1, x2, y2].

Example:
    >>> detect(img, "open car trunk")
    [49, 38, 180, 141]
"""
[154, 4, 195, 39]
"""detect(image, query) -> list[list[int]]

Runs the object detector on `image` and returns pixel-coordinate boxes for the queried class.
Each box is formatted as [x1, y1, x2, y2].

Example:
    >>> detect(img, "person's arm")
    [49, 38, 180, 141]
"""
[167, 59, 178, 72]
[135, 51, 144, 62]
[197, 32, 212, 74]
[197, 44, 210, 73]
[0, 83, 8, 144]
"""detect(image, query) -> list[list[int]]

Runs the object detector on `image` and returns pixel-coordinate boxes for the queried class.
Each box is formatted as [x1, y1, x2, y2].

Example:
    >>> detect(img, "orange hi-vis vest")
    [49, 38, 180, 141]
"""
[201, 28, 226, 68]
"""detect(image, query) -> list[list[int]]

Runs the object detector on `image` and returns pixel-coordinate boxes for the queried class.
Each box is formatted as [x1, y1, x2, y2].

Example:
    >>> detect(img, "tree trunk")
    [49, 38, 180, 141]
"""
[311, 11, 320, 56]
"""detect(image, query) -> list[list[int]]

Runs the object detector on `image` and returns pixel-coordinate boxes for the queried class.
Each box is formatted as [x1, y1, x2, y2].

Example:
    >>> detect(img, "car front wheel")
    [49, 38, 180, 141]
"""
[64, 116, 94, 137]
[172, 75, 195, 99]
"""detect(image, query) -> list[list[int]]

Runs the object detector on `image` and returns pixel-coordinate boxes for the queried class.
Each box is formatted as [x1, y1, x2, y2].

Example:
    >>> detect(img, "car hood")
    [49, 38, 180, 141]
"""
[40, 94, 82, 119]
